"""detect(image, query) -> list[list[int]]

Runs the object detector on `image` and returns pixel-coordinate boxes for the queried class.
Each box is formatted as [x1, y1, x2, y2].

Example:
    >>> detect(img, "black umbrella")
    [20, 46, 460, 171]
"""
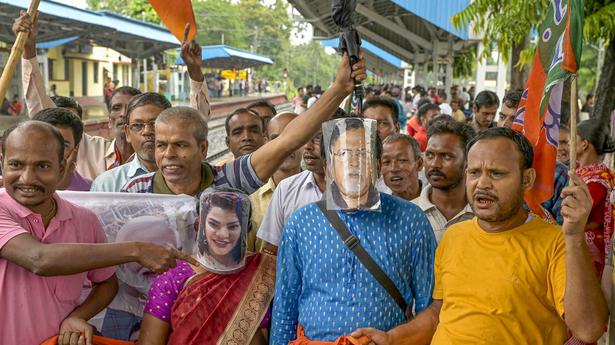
[332, 0, 363, 114]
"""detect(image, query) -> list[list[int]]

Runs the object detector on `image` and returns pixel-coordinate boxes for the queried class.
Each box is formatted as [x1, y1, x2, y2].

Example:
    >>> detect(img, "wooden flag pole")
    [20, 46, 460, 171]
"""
[0, 0, 41, 104]
[569, 75, 578, 174]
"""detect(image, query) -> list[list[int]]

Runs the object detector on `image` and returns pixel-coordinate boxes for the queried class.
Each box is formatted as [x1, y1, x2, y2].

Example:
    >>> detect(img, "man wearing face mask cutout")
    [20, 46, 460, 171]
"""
[271, 117, 436, 345]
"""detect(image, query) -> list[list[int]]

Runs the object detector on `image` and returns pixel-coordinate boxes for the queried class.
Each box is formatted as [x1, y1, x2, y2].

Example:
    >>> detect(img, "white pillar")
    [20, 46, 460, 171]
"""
[153, 59, 159, 93]
[475, 42, 487, 92]
[496, 51, 507, 100]
[143, 58, 148, 92]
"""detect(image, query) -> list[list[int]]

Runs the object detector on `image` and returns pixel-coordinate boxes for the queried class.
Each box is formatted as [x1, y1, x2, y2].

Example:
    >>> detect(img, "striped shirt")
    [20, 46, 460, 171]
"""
[120, 154, 263, 196]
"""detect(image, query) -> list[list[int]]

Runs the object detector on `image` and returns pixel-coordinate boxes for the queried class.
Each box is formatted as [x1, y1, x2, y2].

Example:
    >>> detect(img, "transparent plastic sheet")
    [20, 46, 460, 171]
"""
[58, 191, 198, 321]
[322, 117, 381, 211]
[196, 188, 251, 274]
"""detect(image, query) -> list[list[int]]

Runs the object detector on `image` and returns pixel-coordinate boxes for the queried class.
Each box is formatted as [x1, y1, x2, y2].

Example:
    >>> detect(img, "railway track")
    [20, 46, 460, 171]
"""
[205, 102, 293, 163]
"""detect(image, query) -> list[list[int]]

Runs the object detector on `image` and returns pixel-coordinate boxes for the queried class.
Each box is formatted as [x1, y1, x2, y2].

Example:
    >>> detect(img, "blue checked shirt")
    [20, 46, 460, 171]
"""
[542, 161, 568, 225]
[271, 193, 436, 344]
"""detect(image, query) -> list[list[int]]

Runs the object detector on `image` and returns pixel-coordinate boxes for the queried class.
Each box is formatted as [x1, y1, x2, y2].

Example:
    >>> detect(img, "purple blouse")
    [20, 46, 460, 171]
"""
[143, 260, 272, 327]
[144, 260, 195, 323]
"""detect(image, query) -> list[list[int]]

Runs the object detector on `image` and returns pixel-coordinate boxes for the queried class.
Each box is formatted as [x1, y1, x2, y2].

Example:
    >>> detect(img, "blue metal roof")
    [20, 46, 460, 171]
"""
[1, 0, 179, 44]
[390, 0, 469, 39]
[37, 36, 80, 49]
[176, 45, 274, 69]
[321, 38, 403, 69]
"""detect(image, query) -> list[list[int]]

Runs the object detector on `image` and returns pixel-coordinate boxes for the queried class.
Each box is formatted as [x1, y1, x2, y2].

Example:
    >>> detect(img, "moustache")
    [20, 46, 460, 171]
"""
[473, 190, 498, 201]
[427, 169, 446, 178]
[14, 184, 45, 192]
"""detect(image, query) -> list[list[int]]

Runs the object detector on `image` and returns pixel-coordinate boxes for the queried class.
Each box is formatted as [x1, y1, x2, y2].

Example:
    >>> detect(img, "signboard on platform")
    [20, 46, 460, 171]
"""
[220, 69, 247, 80]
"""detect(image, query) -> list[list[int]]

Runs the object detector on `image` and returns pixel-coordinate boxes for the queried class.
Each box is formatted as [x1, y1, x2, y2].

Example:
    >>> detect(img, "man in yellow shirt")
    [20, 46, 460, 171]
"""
[352, 127, 607, 344]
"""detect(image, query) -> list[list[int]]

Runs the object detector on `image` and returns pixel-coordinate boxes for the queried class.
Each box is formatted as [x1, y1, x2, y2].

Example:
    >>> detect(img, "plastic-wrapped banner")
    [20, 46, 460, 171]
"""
[322, 117, 381, 211]
[58, 191, 198, 337]
[196, 189, 251, 274]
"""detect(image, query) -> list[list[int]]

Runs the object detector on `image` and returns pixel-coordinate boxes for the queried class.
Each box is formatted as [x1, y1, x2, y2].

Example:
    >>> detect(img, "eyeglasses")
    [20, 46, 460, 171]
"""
[332, 148, 370, 162]
[127, 121, 156, 133]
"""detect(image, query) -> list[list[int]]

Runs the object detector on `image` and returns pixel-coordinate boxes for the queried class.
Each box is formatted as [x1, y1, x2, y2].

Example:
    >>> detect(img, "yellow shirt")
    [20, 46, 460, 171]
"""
[432, 217, 567, 345]
[249, 177, 276, 251]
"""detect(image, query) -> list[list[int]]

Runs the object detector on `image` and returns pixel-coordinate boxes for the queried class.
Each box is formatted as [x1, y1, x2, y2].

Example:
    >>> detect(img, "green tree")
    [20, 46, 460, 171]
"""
[87, 0, 160, 23]
[452, 0, 615, 125]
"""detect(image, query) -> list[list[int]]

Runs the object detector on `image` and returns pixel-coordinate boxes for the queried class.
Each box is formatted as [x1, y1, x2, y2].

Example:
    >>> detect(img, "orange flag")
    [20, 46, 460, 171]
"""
[148, 0, 197, 42]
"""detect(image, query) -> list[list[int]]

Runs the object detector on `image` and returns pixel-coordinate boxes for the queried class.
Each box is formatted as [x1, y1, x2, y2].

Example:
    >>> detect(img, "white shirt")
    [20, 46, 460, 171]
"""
[90, 155, 150, 192]
[257, 170, 323, 246]
[411, 184, 474, 242]
[439, 102, 452, 116]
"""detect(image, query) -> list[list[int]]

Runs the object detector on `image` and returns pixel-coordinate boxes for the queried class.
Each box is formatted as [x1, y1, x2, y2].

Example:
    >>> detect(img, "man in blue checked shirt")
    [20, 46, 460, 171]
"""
[271, 117, 436, 344]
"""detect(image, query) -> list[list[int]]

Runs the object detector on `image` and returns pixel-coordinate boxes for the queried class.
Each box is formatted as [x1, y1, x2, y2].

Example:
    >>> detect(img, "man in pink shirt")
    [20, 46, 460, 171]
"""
[0, 121, 194, 345]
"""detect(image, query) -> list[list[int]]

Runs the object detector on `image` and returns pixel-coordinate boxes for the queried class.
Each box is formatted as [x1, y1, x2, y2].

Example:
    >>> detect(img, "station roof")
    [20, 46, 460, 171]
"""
[0, 0, 179, 59]
[288, 0, 475, 65]
[321, 37, 403, 77]
[175, 45, 274, 69]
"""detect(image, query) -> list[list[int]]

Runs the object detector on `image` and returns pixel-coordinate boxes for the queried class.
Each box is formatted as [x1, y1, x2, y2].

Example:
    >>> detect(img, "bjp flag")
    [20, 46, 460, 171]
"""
[512, 0, 583, 219]
[148, 0, 197, 42]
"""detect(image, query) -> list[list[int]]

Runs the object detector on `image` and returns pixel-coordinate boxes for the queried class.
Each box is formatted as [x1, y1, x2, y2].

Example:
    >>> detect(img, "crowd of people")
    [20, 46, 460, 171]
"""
[1, 11, 614, 345]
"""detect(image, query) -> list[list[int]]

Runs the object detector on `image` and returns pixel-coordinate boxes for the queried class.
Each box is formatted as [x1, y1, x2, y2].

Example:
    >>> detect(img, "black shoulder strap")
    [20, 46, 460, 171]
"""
[316, 200, 408, 313]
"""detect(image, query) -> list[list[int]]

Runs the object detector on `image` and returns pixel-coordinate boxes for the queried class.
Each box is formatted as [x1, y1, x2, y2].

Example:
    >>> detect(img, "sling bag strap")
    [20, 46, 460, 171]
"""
[316, 200, 408, 313]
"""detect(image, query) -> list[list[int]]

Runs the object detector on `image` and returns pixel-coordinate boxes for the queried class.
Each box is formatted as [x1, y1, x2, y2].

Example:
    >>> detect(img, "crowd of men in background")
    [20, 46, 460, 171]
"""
[1, 10, 614, 345]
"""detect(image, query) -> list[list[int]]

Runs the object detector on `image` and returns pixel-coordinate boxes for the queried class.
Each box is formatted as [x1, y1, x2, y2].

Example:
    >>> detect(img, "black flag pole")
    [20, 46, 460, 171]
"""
[332, 0, 363, 114]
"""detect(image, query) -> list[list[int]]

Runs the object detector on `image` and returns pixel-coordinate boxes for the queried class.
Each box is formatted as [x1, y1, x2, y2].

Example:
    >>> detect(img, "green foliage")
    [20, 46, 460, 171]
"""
[452, 0, 548, 64]
[453, 46, 477, 79]
[584, 2, 615, 42]
[87, 0, 337, 93]
[452, 0, 614, 65]
[578, 44, 599, 94]
[87, 0, 160, 23]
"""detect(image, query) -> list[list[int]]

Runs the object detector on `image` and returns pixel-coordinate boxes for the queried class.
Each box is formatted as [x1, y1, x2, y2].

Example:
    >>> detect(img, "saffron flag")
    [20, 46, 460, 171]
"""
[512, 0, 583, 218]
[148, 0, 197, 42]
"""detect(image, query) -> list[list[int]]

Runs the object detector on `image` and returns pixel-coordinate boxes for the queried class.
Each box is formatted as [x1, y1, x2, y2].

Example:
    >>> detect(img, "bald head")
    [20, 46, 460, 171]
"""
[267, 112, 298, 140]
[2, 121, 65, 163]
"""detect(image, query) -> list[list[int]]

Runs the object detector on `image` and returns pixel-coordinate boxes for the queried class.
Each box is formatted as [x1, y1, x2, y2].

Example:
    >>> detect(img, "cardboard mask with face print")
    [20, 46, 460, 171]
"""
[197, 189, 251, 274]
[322, 117, 381, 211]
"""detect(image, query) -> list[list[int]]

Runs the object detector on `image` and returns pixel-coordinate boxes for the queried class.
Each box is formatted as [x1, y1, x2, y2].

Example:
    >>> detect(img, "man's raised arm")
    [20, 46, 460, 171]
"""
[182, 24, 210, 122]
[13, 11, 55, 117]
[250, 52, 366, 181]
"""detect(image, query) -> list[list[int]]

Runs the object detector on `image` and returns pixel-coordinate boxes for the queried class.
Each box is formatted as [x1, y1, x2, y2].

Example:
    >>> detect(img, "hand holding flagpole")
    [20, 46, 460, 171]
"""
[0, 0, 41, 104]
[569, 76, 578, 176]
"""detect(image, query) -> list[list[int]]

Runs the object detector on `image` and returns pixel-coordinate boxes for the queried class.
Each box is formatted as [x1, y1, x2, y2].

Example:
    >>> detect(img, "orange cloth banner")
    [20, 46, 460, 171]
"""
[41, 335, 134, 345]
[148, 0, 197, 42]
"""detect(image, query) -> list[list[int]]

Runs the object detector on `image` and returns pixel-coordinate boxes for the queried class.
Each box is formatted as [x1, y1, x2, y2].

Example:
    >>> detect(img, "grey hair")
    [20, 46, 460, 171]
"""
[156, 106, 208, 143]
[382, 133, 422, 160]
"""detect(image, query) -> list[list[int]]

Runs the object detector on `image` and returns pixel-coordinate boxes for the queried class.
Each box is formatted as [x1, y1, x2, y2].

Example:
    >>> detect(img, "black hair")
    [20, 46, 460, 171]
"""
[2, 121, 65, 163]
[247, 100, 277, 117]
[417, 103, 440, 119]
[32, 107, 84, 144]
[428, 121, 477, 157]
[110, 86, 141, 111]
[323, 116, 383, 161]
[125, 92, 172, 124]
[224, 108, 264, 135]
[199, 192, 246, 263]
[467, 127, 533, 170]
[363, 96, 399, 124]
[577, 119, 615, 155]
[319, 108, 350, 158]
[51, 96, 83, 119]
[427, 114, 455, 129]
[503, 90, 522, 109]
[416, 97, 433, 111]
[382, 133, 421, 160]
[473, 90, 500, 111]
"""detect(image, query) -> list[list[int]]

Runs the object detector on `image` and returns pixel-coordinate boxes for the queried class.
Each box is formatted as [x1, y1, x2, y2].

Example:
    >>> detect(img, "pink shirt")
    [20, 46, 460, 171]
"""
[0, 189, 115, 345]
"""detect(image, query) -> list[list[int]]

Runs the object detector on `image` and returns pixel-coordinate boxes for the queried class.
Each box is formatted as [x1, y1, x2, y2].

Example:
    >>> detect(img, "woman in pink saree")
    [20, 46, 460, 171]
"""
[138, 190, 275, 345]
